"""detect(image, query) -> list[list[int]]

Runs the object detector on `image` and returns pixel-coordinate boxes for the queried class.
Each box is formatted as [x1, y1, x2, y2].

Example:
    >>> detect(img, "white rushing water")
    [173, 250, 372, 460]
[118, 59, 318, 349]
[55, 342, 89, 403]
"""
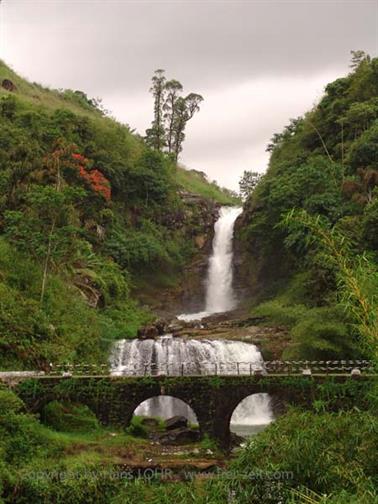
[230, 393, 274, 437]
[110, 335, 264, 376]
[178, 206, 242, 321]
[135, 395, 198, 424]
[110, 335, 271, 431]
[109, 205, 273, 436]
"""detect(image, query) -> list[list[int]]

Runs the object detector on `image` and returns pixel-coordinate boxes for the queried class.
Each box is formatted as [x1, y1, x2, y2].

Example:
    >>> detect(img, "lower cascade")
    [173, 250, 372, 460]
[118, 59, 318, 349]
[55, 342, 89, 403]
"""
[110, 206, 273, 436]
[110, 335, 264, 376]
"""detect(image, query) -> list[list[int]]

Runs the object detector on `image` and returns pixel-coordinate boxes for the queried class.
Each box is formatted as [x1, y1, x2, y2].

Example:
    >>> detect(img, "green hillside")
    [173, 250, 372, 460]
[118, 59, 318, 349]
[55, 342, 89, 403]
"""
[239, 53, 378, 361]
[0, 61, 234, 370]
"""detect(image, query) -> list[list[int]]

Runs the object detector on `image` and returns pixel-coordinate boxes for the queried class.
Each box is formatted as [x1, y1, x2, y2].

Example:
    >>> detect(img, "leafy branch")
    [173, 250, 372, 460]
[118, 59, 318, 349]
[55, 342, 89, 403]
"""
[283, 209, 378, 359]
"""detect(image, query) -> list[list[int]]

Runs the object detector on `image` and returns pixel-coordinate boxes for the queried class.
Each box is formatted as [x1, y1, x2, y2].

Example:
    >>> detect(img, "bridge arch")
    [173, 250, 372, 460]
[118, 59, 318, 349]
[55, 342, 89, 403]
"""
[230, 392, 274, 438]
[132, 394, 198, 424]
[210, 389, 285, 449]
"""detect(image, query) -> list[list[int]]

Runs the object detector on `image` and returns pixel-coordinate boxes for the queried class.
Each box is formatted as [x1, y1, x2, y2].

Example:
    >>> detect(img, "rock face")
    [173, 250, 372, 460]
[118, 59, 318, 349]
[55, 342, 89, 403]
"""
[165, 415, 188, 431]
[172, 194, 220, 314]
[137, 325, 159, 340]
[233, 205, 293, 306]
[137, 192, 220, 317]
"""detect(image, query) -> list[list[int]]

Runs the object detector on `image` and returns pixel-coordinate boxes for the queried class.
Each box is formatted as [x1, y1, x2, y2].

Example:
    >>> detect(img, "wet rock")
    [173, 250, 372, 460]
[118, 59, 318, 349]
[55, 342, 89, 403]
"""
[194, 234, 206, 249]
[167, 320, 186, 335]
[165, 415, 188, 430]
[137, 325, 159, 339]
[155, 319, 168, 335]
[141, 417, 160, 428]
[230, 432, 246, 446]
[157, 427, 200, 445]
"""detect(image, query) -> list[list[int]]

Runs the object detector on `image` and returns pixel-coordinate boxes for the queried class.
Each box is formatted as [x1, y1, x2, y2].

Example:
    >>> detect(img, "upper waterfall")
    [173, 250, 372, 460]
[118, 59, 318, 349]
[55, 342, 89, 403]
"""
[179, 206, 242, 321]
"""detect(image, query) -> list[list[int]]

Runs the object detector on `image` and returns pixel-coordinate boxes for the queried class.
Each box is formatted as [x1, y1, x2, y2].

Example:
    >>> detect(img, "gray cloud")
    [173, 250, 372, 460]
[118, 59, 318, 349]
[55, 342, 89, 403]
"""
[1, 0, 377, 189]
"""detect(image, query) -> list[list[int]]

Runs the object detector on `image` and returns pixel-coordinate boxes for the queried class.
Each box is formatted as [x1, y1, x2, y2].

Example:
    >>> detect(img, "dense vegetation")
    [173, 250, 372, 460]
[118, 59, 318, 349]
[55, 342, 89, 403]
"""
[0, 382, 377, 503]
[0, 60, 235, 370]
[240, 52, 378, 362]
[1, 55, 377, 503]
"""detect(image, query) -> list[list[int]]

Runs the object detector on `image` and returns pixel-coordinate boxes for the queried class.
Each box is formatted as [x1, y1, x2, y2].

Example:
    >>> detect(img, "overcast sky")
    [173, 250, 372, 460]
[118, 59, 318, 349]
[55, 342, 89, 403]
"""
[1, 0, 377, 190]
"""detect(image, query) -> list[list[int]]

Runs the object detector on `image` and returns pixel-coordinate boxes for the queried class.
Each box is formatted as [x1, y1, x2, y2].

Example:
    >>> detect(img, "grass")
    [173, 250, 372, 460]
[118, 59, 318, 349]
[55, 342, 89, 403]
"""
[0, 59, 103, 118]
[176, 166, 240, 204]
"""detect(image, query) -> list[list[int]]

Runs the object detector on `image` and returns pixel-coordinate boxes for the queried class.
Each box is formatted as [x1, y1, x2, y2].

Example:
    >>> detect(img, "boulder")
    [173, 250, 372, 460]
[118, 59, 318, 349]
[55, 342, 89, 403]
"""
[164, 415, 188, 430]
[230, 432, 245, 446]
[155, 319, 167, 335]
[194, 234, 206, 249]
[137, 319, 168, 339]
[2, 79, 16, 92]
[137, 324, 159, 339]
[141, 417, 160, 428]
[157, 427, 200, 445]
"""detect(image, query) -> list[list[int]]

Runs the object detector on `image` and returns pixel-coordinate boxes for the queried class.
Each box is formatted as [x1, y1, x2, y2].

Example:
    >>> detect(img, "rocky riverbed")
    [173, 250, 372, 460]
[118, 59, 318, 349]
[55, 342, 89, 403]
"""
[137, 313, 290, 361]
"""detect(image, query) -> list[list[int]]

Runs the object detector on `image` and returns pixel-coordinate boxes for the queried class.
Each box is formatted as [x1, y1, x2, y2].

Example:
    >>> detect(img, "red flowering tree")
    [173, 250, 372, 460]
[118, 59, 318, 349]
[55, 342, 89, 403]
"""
[71, 153, 111, 201]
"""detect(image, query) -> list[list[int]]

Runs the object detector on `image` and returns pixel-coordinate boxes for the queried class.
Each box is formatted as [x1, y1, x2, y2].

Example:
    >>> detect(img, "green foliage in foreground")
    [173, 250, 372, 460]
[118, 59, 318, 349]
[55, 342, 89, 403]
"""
[42, 401, 100, 433]
[1, 385, 377, 503]
[222, 407, 378, 503]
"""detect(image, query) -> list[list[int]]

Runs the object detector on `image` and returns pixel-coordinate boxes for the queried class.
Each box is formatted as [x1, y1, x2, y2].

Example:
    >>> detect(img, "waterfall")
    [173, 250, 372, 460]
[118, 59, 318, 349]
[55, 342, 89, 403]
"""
[230, 393, 274, 437]
[178, 206, 242, 321]
[110, 335, 264, 376]
[109, 205, 273, 435]
[135, 395, 198, 424]
[110, 335, 269, 430]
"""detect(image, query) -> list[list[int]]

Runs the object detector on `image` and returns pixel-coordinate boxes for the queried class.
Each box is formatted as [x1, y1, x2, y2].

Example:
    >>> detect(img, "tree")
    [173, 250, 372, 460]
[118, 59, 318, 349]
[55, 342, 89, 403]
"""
[146, 70, 203, 160]
[238, 170, 262, 200]
[163, 79, 183, 153]
[4, 186, 86, 303]
[145, 69, 166, 150]
[2, 144, 111, 304]
[350, 50, 370, 70]
[172, 93, 203, 161]
[185, 93, 203, 120]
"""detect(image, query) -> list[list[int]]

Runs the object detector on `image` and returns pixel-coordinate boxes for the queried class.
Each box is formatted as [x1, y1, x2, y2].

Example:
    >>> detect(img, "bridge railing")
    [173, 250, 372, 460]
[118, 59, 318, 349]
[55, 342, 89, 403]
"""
[45, 360, 376, 377]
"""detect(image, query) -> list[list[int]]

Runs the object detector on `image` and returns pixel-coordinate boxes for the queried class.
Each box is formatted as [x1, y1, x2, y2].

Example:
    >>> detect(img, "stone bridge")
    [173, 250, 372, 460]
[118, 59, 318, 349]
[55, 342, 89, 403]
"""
[10, 373, 375, 449]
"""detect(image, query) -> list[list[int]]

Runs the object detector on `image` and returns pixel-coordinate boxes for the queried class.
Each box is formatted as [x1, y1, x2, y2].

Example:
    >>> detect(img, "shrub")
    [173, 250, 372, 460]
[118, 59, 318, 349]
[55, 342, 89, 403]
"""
[0, 389, 24, 415]
[125, 416, 148, 438]
[42, 401, 99, 433]
[252, 300, 307, 328]
[284, 307, 356, 360]
[219, 409, 378, 503]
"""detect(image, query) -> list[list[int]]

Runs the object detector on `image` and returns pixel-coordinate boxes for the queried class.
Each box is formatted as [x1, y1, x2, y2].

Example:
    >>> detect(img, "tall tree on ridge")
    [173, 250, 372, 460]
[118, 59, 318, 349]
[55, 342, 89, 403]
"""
[146, 70, 203, 160]
[163, 79, 183, 153]
[172, 93, 203, 161]
[185, 93, 203, 120]
[350, 50, 370, 70]
[145, 69, 166, 151]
